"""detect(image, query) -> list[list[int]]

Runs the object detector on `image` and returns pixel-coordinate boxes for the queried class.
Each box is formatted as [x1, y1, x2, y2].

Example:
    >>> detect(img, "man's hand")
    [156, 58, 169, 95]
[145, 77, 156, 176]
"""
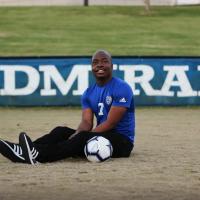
[92, 106, 127, 132]
[69, 108, 93, 140]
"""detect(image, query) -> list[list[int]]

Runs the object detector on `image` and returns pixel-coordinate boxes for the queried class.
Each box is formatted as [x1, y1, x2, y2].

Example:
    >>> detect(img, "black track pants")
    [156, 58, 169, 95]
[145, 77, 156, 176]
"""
[34, 126, 134, 163]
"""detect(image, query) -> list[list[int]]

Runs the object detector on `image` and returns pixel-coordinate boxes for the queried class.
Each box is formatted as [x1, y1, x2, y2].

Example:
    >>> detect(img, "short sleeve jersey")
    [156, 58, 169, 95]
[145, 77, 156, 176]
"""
[81, 77, 135, 143]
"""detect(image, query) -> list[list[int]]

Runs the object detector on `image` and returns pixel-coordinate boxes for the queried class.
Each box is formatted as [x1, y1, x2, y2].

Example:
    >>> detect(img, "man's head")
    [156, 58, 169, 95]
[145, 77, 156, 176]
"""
[91, 50, 113, 85]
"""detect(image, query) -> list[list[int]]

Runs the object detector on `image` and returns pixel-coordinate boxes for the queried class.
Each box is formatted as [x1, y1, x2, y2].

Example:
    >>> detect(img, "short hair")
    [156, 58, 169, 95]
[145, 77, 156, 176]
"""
[92, 49, 112, 63]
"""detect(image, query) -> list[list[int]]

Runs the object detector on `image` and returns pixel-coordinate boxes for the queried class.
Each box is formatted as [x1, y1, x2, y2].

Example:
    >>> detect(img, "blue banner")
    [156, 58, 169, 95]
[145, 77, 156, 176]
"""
[0, 56, 199, 106]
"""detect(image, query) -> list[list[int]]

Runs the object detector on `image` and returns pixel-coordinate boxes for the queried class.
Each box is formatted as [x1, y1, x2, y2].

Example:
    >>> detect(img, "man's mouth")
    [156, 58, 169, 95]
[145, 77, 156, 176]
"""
[97, 69, 105, 74]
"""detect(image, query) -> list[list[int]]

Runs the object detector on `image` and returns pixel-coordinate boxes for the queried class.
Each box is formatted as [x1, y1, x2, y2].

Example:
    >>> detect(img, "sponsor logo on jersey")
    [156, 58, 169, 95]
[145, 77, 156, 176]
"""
[106, 96, 112, 105]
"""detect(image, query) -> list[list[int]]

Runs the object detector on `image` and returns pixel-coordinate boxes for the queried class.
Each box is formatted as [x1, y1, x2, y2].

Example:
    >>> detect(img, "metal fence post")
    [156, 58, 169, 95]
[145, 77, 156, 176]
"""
[84, 0, 89, 6]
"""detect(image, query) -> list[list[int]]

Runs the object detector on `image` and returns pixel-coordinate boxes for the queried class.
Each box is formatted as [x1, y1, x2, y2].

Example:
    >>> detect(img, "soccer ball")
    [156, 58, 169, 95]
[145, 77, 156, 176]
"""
[84, 136, 113, 162]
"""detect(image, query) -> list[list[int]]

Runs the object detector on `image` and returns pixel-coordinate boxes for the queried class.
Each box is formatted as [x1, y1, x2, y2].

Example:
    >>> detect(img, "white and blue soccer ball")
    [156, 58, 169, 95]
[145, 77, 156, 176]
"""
[84, 136, 113, 162]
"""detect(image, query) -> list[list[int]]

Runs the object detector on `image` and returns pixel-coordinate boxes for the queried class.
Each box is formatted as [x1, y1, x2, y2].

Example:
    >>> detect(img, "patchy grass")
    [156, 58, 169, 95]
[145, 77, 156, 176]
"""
[0, 6, 200, 56]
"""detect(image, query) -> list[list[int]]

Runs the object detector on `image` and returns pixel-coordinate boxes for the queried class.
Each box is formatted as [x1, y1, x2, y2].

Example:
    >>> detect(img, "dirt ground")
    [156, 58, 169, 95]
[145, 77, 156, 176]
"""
[0, 107, 200, 200]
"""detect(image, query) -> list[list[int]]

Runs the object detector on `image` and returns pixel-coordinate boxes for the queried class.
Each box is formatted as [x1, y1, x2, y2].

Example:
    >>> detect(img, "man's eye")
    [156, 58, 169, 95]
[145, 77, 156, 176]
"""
[92, 61, 98, 65]
[103, 60, 109, 64]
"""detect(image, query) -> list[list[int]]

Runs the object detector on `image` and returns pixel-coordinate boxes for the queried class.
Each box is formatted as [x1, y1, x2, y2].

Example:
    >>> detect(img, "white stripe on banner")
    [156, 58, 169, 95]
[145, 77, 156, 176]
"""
[176, 0, 200, 5]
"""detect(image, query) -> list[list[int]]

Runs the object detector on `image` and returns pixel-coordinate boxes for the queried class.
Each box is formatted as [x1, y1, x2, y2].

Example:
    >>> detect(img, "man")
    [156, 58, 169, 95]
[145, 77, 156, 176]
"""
[0, 50, 135, 165]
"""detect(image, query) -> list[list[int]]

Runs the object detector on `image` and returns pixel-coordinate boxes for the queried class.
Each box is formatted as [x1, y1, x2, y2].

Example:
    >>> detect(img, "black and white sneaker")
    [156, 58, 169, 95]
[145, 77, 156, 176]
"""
[0, 139, 25, 163]
[19, 132, 39, 165]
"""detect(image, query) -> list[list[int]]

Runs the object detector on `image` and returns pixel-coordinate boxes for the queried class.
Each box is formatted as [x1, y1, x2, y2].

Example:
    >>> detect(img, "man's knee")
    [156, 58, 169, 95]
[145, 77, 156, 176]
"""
[112, 143, 134, 158]
[50, 126, 75, 135]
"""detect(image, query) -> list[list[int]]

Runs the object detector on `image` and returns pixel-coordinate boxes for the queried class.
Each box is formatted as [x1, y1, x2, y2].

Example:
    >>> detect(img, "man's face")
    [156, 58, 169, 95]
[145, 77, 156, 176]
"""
[92, 52, 113, 81]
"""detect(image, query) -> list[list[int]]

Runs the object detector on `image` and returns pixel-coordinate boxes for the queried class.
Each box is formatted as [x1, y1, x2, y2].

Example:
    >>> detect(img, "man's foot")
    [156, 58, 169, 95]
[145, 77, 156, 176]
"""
[19, 132, 39, 165]
[0, 139, 25, 163]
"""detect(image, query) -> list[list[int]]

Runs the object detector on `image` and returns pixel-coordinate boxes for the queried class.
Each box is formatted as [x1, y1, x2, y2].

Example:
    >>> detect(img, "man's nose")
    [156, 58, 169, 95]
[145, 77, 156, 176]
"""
[97, 61, 105, 67]
[96, 65, 104, 70]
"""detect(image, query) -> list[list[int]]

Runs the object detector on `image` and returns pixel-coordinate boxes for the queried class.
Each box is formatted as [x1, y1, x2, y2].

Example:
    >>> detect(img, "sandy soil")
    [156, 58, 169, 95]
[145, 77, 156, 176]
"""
[0, 107, 200, 200]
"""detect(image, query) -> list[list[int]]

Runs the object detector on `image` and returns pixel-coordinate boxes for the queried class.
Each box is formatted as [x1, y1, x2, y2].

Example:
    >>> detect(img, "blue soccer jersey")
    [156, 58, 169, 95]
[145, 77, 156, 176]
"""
[81, 77, 135, 143]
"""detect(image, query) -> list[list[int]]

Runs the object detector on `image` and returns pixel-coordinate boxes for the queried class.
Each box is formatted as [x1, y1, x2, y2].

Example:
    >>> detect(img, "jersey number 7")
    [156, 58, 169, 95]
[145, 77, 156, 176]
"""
[98, 103, 104, 116]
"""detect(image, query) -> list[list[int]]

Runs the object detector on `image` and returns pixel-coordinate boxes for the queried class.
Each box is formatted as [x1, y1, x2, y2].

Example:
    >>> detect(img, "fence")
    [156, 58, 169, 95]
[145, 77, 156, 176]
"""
[0, 0, 199, 6]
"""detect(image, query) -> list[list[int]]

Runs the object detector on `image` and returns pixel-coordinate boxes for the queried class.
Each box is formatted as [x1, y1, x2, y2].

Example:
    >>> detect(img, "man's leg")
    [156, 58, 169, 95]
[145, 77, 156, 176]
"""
[19, 131, 134, 164]
[102, 132, 134, 158]
[35, 131, 93, 163]
[36, 131, 134, 162]
[0, 126, 75, 164]
[83, 131, 134, 158]
[34, 126, 75, 145]
[19, 131, 94, 164]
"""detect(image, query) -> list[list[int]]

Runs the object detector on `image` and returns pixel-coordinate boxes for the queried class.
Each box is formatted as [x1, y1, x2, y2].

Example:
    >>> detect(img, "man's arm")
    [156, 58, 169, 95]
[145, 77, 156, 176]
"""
[69, 108, 94, 139]
[92, 106, 127, 132]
